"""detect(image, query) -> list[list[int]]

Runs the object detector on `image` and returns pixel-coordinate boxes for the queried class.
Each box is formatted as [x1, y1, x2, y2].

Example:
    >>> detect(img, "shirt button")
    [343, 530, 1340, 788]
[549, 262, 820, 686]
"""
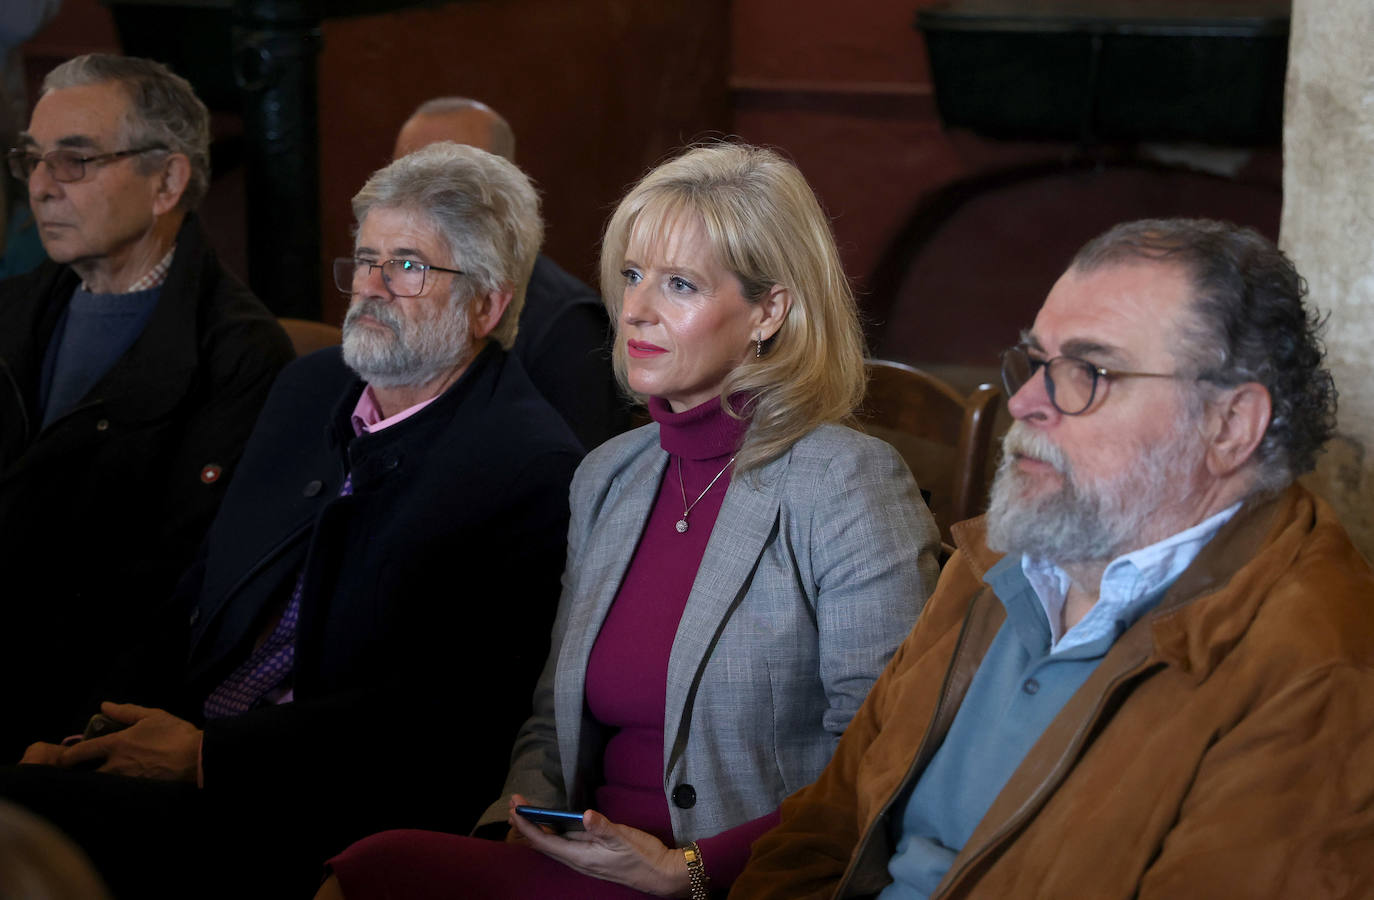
[95, 419, 110, 431]
[303, 480, 323, 498]
[671, 784, 697, 809]
[1022, 678, 1040, 695]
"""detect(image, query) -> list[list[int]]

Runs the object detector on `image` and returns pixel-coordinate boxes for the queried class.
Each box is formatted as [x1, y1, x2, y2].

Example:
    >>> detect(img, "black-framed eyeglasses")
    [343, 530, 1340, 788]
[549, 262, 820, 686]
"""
[332, 257, 463, 299]
[6, 145, 168, 183]
[1000, 344, 1183, 416]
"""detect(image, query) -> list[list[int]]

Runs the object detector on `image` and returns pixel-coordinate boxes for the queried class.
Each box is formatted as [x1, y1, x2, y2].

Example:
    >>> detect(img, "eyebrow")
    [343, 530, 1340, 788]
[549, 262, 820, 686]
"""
[390, 247, 430, 261]
[16, 133, 104, 151]
[1021, 329, 1130, 365]
[353, 246, 431, 262]
[623, 253, 709, 286]
[1061, 338, 1128, 366]
[666, 264, 708, 285]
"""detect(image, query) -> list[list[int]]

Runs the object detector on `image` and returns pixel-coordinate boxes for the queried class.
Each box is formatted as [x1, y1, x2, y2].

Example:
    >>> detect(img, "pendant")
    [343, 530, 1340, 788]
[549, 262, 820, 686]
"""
[676, 518, 689, 534]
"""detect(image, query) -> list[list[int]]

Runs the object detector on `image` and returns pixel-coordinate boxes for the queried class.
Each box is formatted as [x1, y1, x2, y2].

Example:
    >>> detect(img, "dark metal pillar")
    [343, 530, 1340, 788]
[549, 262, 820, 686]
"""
[232, 0, 323, 319]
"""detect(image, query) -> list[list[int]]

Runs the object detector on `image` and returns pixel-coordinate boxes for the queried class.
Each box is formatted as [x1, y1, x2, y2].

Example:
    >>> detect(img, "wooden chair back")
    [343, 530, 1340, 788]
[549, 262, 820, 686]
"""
[278, 317, 343, 358]
[856, 359, 1002, 545]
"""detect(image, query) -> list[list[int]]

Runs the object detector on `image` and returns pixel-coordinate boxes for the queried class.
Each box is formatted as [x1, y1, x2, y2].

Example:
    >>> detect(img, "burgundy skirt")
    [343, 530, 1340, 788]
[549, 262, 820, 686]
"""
[329, 830, 660, 899]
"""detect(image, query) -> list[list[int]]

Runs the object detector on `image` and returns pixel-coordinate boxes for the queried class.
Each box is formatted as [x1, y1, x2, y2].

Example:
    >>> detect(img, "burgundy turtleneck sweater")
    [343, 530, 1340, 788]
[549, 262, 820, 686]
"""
[582, 395, 780, 887]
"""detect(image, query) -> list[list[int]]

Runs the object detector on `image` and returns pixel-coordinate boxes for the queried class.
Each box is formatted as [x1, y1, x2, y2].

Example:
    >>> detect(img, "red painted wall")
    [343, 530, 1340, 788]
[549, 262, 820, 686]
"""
[317, 0, 730, 323]
[730, 0, 1282, 371]
[21, 0, 1283, 366]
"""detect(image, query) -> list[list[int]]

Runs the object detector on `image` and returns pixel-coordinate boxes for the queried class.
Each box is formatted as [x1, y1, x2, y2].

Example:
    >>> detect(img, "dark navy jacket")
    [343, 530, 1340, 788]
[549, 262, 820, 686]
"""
[156, 343, 580, 858]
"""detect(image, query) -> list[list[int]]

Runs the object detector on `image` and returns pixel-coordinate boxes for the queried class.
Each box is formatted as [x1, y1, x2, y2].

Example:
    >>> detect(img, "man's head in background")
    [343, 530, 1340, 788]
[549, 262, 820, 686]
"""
[394, 97, 515, 161]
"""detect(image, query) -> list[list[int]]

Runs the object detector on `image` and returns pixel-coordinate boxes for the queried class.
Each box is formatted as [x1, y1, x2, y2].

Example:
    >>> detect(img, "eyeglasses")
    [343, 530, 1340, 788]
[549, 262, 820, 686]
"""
[1000, 344, 1183, 416]
[6, 145, 168, 183]
[333, 257, 463, 299]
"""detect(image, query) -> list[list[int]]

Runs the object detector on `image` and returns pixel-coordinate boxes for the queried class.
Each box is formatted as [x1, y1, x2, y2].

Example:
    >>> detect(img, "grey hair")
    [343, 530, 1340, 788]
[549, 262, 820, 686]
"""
[41, 54, 211, 212]
[1071, 218, 1337, 494]
[352, 141, 542, 350]
[408, 97, 515, 161]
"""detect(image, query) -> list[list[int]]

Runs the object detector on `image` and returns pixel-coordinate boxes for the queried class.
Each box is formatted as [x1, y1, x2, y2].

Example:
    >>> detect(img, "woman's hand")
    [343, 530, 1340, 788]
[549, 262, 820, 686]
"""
[507, 795, 690, 897]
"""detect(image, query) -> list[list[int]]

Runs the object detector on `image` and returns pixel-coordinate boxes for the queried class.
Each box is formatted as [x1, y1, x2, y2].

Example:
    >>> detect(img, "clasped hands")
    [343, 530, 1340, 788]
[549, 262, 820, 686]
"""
[507, 793, 692, 898]
[19, 701, 202, 784]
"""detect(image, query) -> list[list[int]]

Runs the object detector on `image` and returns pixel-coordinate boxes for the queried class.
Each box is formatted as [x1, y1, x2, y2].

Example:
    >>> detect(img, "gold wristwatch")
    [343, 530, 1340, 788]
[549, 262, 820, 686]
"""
[683, 841, 709, 900]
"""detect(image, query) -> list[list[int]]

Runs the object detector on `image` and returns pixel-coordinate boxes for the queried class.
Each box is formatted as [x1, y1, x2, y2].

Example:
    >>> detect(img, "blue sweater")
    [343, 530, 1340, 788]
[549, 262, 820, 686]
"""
[878, 557, 1168, 899]
[39, 284, 160, 427]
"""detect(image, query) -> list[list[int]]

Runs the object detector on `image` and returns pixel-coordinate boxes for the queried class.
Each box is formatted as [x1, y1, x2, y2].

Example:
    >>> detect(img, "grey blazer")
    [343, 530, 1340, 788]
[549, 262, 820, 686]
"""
[482, 422, 941, 840]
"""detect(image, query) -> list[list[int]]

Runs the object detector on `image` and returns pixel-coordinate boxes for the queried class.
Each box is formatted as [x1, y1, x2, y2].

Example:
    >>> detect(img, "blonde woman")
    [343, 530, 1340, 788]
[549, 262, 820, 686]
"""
[319, 143, 940, 899]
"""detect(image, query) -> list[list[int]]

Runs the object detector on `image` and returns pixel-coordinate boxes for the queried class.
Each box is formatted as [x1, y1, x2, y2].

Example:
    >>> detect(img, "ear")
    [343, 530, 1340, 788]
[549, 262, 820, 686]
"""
[151, 153, 192, 216]
[468, 287, 515, 342]
[1202, 382, 1271, 478]
[752, 284, 793, 342]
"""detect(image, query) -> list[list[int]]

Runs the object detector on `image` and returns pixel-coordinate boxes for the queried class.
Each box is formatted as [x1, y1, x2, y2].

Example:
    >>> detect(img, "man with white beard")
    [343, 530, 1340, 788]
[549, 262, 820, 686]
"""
[0, 142, 583, 899]
[734, 218, 1374, 900]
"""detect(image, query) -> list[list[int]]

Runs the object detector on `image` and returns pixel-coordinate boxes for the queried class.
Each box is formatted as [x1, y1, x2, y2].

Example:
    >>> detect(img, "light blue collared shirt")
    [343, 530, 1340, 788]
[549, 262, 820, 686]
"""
[878, 501, 1243, 900]
[1023, 502, 1242, 655]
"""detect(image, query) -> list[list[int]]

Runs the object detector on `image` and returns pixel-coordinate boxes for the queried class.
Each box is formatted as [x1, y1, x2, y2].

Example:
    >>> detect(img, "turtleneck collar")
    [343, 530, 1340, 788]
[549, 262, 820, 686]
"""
[649, 395, 750, 461]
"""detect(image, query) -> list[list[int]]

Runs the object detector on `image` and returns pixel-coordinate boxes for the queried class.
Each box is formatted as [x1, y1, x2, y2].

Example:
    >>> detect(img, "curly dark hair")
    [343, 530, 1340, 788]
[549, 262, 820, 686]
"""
[1071, 218, 1336, 492]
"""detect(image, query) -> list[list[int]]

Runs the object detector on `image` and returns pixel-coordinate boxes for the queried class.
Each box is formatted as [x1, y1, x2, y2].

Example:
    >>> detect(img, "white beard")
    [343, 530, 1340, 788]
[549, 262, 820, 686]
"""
[341, 295, 471, 389]
[985, 420, 1204, 564]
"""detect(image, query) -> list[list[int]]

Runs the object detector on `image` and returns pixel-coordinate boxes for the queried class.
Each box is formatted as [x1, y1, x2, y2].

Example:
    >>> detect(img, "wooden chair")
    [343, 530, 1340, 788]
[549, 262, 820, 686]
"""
[855, 359, 1002, 547]
[278, 317, 342, 358]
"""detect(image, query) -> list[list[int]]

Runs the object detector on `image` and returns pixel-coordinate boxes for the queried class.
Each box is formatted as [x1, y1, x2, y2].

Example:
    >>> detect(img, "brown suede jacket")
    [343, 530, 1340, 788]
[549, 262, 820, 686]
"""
[732, 484, 1374, 900]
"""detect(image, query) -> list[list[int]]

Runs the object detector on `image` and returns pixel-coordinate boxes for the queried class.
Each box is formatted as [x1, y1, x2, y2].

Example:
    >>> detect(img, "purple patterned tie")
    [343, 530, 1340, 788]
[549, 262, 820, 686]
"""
[203, 473, 353, 719]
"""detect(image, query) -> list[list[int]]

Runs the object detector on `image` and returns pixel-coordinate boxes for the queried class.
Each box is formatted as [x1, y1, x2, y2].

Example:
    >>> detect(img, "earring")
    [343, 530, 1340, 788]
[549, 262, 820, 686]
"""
[755, 336, 763, 359]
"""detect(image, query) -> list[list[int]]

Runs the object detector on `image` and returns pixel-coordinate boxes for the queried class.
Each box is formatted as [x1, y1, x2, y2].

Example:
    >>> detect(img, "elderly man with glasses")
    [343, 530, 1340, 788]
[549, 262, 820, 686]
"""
[0, 140, 582, 899]
[733, 218, 1374, 900]
[0, 53, 292, 759]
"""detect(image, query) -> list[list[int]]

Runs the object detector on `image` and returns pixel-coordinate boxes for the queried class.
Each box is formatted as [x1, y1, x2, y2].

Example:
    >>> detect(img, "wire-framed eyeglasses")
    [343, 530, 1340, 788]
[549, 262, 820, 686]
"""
[1000, 344, 1183, 416]
[6, 145, 168, 183]
[333, 257, 463, 299]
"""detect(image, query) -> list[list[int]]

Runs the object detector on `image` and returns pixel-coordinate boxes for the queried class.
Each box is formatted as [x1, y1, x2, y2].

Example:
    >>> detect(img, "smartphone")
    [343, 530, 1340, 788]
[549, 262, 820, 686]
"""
[82, 713, 129, 741]
[514, 805, 586, 832]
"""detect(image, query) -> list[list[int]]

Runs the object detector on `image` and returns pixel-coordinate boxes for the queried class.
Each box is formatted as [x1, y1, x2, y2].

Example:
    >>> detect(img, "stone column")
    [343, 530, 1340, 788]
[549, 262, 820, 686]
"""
[1280, 0, 1374, 559]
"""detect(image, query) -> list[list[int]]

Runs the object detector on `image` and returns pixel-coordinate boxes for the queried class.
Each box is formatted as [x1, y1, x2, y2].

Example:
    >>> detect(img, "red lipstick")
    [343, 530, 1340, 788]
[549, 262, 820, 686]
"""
[627, 340, 667, 358]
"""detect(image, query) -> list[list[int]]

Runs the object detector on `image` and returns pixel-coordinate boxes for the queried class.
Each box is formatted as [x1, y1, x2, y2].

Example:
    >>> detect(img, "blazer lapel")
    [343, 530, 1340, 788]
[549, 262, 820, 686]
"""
[555, 438, 669, 791]
[661, 449, 789, 769]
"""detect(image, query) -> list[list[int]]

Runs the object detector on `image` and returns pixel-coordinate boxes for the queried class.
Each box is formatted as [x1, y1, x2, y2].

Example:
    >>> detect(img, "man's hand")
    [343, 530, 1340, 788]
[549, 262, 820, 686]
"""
[19, 741, 66, 766]
[56, 701, 202, 783]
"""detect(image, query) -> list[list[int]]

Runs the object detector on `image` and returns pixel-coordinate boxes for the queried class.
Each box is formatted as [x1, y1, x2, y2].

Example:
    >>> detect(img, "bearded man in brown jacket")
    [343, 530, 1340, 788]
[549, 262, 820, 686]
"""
[732, 218, 1374, 900]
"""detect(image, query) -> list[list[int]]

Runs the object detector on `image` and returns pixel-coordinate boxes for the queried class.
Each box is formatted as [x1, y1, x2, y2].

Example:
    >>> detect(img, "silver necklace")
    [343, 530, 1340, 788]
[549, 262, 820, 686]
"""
[676, 455, 735, 534]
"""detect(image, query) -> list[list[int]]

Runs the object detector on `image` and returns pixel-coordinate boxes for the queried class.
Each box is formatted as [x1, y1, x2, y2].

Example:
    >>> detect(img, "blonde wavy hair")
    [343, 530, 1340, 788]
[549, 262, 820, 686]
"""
[600, 143, 866, 474]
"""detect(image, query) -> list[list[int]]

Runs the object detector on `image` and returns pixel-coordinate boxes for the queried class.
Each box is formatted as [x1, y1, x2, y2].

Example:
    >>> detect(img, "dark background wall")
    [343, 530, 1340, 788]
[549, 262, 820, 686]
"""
[22, 0, 1283, 377]
[728, 0, 1282, 377]
[316, 0, 731, 324]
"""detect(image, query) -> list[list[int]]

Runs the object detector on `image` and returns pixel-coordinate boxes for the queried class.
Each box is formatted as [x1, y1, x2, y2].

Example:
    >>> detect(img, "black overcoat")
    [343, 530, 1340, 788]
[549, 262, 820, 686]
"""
[0, 215, 293, 756]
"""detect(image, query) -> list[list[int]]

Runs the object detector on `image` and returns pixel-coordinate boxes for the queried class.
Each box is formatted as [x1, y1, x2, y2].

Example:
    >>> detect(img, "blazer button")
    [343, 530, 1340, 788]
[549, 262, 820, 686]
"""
[95, 419, 110, 431]
[671, 784, 697, 809]
[303, 480, 323, 498]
